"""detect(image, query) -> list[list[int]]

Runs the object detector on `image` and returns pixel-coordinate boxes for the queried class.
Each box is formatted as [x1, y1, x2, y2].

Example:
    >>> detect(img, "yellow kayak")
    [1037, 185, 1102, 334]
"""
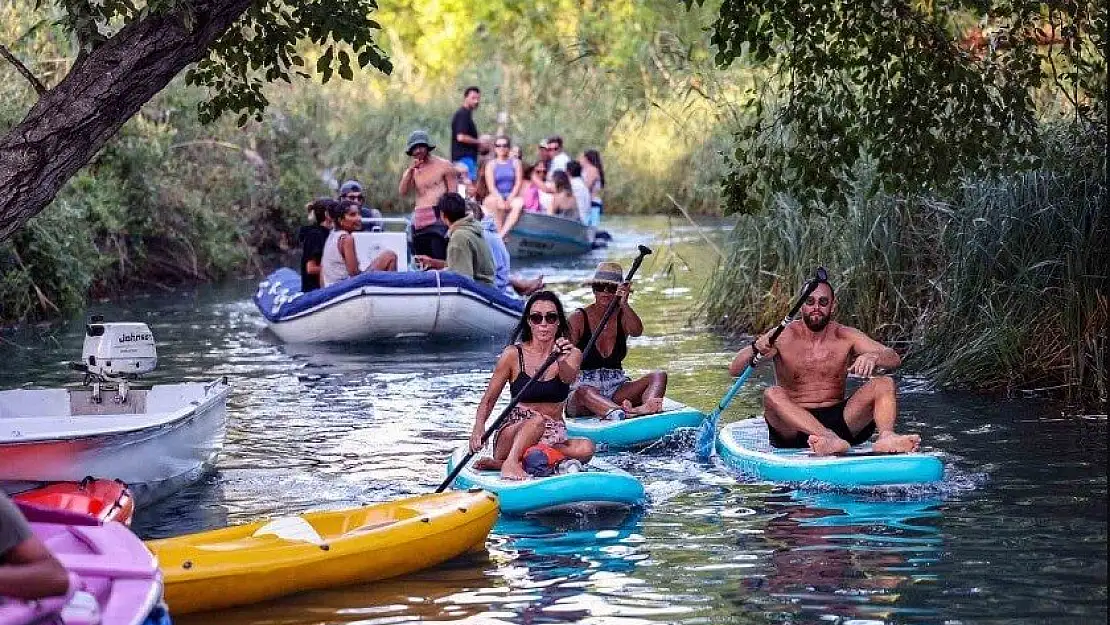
[146, 489, 499, 614]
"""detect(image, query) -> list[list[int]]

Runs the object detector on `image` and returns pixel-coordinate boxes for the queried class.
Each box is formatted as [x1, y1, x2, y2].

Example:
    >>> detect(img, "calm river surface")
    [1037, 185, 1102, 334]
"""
[1, 216, 1105, 624]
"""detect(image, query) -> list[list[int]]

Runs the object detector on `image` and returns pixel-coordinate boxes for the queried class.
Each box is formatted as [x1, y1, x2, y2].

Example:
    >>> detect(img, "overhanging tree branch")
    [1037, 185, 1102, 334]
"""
[0, 43, 47, 95]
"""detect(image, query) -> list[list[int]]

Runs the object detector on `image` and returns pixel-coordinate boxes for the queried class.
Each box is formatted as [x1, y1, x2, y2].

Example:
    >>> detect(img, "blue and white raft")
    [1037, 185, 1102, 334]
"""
[255, 267, 523, 343]
[446, 447, 645, 516]
[565, 399, 705, 449]
[717, 418, 944, 487]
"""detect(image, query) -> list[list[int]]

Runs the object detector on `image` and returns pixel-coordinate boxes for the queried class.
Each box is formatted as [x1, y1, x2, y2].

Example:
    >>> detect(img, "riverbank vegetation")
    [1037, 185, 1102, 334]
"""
[699, 0, 1107, 407]
[1, 0, 735, 322]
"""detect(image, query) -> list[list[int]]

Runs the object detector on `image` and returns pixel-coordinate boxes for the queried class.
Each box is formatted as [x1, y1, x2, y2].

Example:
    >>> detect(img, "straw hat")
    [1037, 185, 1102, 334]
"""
[585, 261, 623, 286]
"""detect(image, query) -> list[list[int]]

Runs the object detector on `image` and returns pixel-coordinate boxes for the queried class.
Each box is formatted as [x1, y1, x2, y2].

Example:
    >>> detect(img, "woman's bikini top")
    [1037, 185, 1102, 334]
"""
[576, 308, 627, 371]
[508, 344, 571, 403]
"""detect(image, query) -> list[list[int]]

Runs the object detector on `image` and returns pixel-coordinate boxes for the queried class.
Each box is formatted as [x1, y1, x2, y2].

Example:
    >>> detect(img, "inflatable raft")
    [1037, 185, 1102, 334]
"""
[446, 447, 645, 515]
[565, 398, 705, 449]
[255, 268, 523, 343]
[146, 490, 498, 614]
[717, 418, 944, 487]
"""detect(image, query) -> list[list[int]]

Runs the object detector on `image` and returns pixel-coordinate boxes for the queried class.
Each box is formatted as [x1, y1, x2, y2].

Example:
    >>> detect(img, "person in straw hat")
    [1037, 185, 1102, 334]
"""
[398, 129, 457, 260]
[566, 261, 668, 420]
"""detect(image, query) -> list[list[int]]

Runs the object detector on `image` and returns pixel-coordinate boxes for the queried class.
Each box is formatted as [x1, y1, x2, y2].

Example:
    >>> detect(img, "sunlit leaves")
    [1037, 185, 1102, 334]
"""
[691, 0, 1107, 213]
[183, 0, 391, 124]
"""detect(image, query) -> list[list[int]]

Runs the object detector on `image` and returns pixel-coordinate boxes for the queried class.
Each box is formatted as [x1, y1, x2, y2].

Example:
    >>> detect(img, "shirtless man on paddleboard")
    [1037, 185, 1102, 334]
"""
[729, 280, 921, 456]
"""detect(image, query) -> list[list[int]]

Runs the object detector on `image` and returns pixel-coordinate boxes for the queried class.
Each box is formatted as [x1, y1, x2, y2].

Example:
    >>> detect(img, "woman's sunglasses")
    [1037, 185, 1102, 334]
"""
[533, 169, 547, 175]
[592, 283, 618, 294]
[495, 143, 510, 148]
[528, 312, 560, 325]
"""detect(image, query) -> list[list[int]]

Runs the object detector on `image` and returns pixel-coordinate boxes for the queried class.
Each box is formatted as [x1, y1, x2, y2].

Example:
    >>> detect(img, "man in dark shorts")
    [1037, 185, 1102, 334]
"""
[450, 87, 487, 184]
[0, 492, 69, 598]
[728, 279, 922, 456]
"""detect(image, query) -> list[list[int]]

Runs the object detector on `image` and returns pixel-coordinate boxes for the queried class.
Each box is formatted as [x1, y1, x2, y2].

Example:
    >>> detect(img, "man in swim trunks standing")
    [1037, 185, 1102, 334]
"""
[729, 279, 921, 456]
[398, 130, 457, 260]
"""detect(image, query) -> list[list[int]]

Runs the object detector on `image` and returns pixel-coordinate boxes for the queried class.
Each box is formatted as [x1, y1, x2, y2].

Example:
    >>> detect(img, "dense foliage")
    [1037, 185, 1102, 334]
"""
[689, 0, 1107, 212]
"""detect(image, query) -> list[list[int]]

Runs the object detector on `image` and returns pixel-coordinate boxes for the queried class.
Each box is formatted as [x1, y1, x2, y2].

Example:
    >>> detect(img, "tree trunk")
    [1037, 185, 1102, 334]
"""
[0, 0, 253, 243]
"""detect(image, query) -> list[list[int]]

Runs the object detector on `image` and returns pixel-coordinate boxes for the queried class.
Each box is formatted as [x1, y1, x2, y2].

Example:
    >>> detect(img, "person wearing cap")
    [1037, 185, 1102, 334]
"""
[545, 135, 571, 180]
[338, 180, 384, 231]
[728, 279, 921, 456]
[450, 87, 488, 184]
[412, 193, 495, 287]
[398, 130, 457, 260]
[567, 261, 668, 421]
[0, 492, 70, 599]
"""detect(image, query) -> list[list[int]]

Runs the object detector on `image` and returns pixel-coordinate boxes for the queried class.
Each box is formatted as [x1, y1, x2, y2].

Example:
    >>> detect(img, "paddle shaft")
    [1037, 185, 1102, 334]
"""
[695, 269, 827, 460]
[436, 245, 653, 493]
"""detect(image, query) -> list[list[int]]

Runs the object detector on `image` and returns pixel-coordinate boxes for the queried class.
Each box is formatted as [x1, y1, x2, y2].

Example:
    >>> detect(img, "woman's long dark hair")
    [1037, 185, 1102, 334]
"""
[552, 170, 572, 194]
[510, 290, 570, 344]
[584, 149, 605, 188]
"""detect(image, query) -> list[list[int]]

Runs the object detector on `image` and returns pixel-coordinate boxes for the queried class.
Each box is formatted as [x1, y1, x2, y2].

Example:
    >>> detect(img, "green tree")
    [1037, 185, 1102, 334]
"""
[0, 0, 392, 243]
[689, 0, 1107, 212]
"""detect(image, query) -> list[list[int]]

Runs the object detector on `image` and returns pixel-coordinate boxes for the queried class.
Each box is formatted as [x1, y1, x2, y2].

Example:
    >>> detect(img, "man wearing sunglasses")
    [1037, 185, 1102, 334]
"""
[337, 179, 383, 231]
[728, 279, 922, 456]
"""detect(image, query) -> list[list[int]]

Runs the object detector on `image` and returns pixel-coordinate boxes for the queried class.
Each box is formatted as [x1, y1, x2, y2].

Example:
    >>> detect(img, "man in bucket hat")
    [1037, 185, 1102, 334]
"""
[398, 130, 457, 260]
[566, 261, 668, 421]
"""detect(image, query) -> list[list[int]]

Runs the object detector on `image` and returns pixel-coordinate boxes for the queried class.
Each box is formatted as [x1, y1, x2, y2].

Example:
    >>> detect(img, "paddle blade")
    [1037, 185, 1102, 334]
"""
[694, 410, 720, 461]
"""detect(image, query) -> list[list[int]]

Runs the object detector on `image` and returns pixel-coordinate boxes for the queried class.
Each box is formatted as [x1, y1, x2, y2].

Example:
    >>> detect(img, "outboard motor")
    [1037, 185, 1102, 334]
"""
[71, 315, 157, 403]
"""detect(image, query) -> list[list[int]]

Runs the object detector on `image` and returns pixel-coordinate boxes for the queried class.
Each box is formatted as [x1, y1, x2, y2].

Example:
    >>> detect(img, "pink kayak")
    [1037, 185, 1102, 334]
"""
[0, 504, 163, 625]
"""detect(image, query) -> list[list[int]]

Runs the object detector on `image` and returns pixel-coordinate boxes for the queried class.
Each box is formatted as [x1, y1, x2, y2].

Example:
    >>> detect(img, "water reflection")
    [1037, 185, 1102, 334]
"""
[0, 217, 1105, 624]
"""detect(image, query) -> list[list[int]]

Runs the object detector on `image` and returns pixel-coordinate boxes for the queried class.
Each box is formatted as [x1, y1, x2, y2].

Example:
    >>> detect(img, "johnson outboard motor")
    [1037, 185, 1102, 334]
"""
[70, 315, 157, 403]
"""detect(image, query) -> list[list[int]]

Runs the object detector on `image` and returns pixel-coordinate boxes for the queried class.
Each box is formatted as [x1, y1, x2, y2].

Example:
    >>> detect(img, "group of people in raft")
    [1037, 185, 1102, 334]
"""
[470, 266, 923, 480]
[296, 85, 605, 298]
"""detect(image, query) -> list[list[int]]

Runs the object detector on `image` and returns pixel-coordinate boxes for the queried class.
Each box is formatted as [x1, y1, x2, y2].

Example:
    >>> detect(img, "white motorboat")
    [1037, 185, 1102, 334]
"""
[0, 319, 230, 504]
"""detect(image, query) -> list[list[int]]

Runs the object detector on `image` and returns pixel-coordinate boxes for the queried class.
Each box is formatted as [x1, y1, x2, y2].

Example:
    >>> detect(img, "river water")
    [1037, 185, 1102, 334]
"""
[1, 216, 1105, 624]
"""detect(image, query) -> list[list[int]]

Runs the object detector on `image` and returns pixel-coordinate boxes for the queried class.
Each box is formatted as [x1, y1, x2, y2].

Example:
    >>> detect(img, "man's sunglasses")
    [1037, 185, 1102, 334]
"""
[804, 296, 831, 307]
[528, 312, 560, 325]
[592, 283, 618, 294]
[344, 194, 363, 201]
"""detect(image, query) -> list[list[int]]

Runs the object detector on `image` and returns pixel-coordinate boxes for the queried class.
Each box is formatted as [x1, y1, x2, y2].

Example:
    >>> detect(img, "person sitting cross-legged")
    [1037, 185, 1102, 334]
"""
[566, 261, 668, 421]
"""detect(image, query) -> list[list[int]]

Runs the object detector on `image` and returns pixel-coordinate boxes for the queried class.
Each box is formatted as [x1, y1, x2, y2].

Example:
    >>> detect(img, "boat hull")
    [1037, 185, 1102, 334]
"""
[446, 447, 645, 515]
[147, 490, 499, 614]
[504, 212, 594, 258]
[717, 418, 945, 487]
[0, 382, 230, 504]
[256, 268, 523, 343]
[565, 399, 705, 449]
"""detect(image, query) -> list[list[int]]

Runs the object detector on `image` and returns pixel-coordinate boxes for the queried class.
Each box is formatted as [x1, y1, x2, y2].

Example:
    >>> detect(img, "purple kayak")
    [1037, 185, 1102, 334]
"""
[0, 504, 162, 625]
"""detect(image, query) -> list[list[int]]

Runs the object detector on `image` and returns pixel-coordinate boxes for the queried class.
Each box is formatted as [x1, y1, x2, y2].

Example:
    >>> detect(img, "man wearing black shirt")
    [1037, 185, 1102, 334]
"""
[298, 198, 334, 292]
[450, 87, 487, 184]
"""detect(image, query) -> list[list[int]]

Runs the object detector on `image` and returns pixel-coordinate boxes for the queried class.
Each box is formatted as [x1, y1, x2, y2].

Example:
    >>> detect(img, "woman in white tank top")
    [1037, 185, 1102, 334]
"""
[320, 200, 398, 288]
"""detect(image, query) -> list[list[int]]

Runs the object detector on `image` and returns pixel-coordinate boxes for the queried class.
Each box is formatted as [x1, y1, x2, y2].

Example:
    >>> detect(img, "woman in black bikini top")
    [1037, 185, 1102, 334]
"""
[469, 291, 596, 480]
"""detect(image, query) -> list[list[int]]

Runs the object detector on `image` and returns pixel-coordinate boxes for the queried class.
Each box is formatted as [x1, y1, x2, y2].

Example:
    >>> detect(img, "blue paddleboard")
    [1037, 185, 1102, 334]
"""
[565, 398, 704, 449]
[717, 418, 944, 487]
[446, 447, 645, 516]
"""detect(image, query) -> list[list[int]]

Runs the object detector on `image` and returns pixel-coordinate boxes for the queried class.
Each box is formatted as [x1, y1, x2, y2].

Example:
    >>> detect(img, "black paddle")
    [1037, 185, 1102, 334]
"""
[436, 245, 653, 493]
